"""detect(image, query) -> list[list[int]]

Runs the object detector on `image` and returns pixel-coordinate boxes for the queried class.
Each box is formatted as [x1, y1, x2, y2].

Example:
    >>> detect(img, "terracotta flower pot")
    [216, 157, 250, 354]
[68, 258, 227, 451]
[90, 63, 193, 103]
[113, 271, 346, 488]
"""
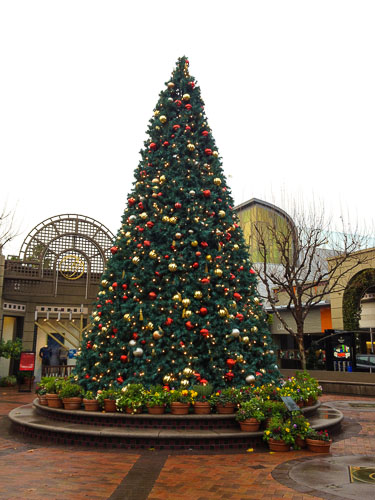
[216, 403, 235, 414]
[103, 399, 117, 412]
[38, 395, 48, 406]
[46, 394, 63, 408]
[193, 402, 211, 414]
[170, 402, 190, 415]
[306, 438, 332, 453]
[239, 418, 260, 432]
[83, 399, 99, 412]
[147, 405, 165, 414]
[305, 397, 316, 407]
[62, 397, 82, 410]
[295, 435, 306, 448]
[268, 438, 290, 452]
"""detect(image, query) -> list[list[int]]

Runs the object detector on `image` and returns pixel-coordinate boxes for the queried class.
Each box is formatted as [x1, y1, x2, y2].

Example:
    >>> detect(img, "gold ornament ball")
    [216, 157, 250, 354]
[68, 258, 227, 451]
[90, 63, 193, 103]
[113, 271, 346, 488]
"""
[168, 263, 178, 272]
[149, 250, 157, 259]
[191, 240, 198, 247]
[187, 143, 195, 151]
[253, 297, 260, 304]
[182, 93, 190, 101]
[132, 256, 140, 264]
[146, 322, 154, 330]
[180, 379, 189, 387]
[242, 336, 250, 344]
[152, 178, 159, 184]
[251, 326, 258, 333]
[206, 255, 212, 262]
[233, 244, 239, 251]
[123, 313, 131, 321]
[94, 316, 100, 322]
[167, 82, 175, 89]
[160, 175, 166, 183]
[194, 291, 203, 299]
[101, 326, 108, 333]
[175, 232, 182, 240]
[154, 110, 160, 116]
[183, 367, 193, 376]
[159, 115, 167, 123]
[108, 286, 113, 292]
[218, 210, 226, 218]
[173, 294, 181, 301]
[125, 231, 131, 237]
[184, 310, 192, 318]
[101, 279, 108, 287]
[162, 215, 170, 223]
[194, 217, 200, 223]
[140, 212, 148, 219]
[169, 217, 177, 224]
[163, 375, 171, 383]
[212, 151, 219, 157]
[153, 331, 162, 340]
[218, 309, 226, 317]
[214, 268, 223, 277]
[213, 178, 222, 186]
[182, 298, 191, 307]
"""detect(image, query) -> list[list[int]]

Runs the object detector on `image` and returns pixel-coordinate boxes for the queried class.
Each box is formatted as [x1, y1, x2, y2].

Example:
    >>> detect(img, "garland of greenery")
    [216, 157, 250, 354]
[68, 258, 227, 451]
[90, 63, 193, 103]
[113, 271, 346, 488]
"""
[342, 269, 375, 330]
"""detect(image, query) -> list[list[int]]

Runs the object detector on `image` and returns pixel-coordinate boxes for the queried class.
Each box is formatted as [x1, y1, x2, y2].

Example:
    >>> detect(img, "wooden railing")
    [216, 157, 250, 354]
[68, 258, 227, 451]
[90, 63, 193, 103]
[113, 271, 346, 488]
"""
[42, 365, 75, 378]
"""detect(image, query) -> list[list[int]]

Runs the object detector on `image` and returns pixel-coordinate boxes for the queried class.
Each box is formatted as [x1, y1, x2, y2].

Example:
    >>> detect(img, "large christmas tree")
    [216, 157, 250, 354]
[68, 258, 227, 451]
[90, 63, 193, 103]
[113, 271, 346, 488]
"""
[75, 57, 279, 391]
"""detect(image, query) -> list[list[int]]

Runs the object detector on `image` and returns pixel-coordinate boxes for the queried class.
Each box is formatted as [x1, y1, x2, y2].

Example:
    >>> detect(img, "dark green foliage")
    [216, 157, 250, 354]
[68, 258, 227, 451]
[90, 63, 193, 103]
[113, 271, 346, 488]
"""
[74, 56, 280, 391]
[343, 269, 375, 330]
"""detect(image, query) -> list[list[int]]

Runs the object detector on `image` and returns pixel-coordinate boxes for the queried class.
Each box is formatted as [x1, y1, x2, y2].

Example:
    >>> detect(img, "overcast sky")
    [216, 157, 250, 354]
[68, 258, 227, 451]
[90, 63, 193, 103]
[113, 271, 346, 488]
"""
[1, 1, 374, 256]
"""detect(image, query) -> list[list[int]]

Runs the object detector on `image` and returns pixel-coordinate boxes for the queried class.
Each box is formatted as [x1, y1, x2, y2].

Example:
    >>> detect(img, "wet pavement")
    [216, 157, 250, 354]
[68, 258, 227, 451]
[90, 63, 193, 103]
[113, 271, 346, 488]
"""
[1, 388, 375, 499]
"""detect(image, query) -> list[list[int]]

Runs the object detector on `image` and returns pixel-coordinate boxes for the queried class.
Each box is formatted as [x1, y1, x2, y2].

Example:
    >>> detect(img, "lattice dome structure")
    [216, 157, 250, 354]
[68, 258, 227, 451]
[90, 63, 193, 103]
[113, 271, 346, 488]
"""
[19, 214, 115, 280]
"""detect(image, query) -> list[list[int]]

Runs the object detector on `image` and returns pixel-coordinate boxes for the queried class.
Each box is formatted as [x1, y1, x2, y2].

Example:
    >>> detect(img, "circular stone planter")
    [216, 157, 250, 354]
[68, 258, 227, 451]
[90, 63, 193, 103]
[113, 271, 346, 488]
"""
[46, 394, 63, 409]
[170, 402, 190, 415]
[193, 402, 211, 415]
[62, 397, 82, 410]
[306, 438, 332, 453]
[83, 399, 99, 412]
[268, 438, 290, 452]
[239, 418, 261, 432]
[216, 403, 236, 414]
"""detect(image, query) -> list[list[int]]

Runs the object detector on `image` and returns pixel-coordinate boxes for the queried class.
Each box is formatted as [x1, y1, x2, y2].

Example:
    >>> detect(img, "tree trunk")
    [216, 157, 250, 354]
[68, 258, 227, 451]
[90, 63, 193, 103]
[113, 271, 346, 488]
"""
[296, 333, 306, 370]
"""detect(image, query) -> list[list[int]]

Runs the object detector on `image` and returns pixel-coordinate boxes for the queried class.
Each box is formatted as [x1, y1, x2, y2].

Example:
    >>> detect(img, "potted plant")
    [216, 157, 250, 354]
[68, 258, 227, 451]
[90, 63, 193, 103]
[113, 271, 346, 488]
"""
[168, 389, 197, 414]
[191, 383, 213, 414]
[306, 429, 332, 453]
[290, 412, 311, 448]
[97, 388, 119, 412]
[35, 384, 48, 406]
[83, 391, 100, 411]
[58, 381, 83, 410]
[263, 416, 295, 452]
[235, 399, 265, 431]
[116, 384, 145, 414]
[45, 377, 64, 408]
[144, 385, 168, 414]
[210, 388, 239, 414]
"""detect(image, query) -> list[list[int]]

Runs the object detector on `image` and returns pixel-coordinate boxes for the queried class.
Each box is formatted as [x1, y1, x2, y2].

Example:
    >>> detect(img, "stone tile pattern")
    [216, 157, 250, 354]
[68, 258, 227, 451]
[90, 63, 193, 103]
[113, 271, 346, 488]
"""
[1, 388, 374, 499]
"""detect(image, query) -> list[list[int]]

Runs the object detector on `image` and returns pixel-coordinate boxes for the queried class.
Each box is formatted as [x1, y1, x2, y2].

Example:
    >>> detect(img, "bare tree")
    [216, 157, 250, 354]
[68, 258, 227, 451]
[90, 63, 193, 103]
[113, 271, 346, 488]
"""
[248, 201, 373, 369]
[0, 204, 18, 254]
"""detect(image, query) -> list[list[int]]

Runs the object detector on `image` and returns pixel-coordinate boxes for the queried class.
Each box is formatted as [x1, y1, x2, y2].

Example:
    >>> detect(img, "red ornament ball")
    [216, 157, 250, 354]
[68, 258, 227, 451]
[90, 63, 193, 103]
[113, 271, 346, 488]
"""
[185, 321, 194, 330]
[192, 262, 199, 269]
[226, 358, 236, 368]
[233, 292, 242, 301]
[120, 355, 128, 363]
[199, 307, 208, 316]
[203, 190, 211, 198]
[175, 99, 182, 107]
[174, 202, 182, 209]
[128, 197, 136, 206]
[204, 148, 213, 155]
[146, 221, 154, 228]
[149, 142, 157, 150]
[85, 374, 90, 379]
[117, 376, 124, 384]
[110, 246, 119, 254]
[202, 130, 209, 136]
[185, 103, 192, 110]
[148, 292, 157, 300]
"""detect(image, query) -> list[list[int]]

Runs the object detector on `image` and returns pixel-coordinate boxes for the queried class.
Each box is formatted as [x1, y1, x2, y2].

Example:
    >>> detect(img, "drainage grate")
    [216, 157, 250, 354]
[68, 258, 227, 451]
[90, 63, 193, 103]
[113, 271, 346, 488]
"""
[349, 466, 375, 484]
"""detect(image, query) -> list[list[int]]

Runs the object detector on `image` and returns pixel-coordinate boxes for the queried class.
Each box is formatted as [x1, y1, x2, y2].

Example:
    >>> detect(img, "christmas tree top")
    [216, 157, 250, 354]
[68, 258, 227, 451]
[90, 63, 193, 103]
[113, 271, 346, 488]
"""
[75, 57, 279, 391]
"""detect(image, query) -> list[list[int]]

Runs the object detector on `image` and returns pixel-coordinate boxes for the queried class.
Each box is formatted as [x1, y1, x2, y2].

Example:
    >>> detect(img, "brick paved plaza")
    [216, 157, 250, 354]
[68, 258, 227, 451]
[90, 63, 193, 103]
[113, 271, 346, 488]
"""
[1, 388, 374, 500]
